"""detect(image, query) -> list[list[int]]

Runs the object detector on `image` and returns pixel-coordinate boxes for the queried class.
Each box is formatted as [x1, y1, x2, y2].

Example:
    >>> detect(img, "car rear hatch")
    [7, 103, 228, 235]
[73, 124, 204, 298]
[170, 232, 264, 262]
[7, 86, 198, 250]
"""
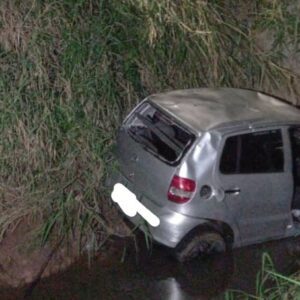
[116, 100, 196, 207]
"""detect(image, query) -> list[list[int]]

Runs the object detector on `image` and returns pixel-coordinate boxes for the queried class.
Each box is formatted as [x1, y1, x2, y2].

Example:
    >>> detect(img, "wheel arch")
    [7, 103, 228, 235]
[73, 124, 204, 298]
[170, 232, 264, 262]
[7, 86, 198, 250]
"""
[182, 219, 234, 248]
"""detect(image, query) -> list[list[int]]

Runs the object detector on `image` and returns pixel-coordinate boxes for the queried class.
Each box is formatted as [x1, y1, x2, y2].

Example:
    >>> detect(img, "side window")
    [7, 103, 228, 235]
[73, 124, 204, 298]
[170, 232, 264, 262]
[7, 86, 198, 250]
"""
[219, 135, 239, 174]
[289, 127, 300, 185]
[220, 129, 284, 174]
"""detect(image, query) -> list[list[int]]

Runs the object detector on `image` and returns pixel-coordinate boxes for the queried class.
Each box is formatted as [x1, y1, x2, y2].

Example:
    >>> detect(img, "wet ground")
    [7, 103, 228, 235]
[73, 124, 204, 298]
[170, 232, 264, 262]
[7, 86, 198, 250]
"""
[3, 235, 300, 300]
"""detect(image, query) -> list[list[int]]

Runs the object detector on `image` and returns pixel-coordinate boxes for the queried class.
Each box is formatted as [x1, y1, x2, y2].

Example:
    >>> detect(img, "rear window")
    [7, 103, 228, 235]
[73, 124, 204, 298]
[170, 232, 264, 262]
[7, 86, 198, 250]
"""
[126, 102, 195, 164]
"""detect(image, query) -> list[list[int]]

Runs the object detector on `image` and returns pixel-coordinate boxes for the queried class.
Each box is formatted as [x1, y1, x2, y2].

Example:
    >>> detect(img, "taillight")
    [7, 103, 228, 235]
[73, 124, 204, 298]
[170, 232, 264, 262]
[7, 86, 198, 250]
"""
[168, 175, 196, 204]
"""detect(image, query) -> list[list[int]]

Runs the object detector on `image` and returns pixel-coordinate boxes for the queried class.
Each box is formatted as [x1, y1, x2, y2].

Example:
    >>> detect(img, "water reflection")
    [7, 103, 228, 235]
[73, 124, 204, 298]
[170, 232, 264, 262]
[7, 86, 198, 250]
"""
[156, 278, 187, 300]
[176, 254, 234, 299]
[3, 236, 300, 299]
[156, 253, 234, 300]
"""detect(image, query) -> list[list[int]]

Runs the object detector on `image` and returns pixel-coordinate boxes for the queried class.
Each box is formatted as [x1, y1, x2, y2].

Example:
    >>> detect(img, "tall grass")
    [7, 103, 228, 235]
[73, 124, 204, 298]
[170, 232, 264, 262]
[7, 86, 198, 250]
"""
[0, 0, 300, 250]
[225, 253, 300, 299]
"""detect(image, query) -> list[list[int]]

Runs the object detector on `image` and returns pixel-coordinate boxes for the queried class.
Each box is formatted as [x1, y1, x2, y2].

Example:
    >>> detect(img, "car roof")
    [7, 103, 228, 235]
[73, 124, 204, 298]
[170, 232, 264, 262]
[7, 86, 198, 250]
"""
[149, 88, 300, 133]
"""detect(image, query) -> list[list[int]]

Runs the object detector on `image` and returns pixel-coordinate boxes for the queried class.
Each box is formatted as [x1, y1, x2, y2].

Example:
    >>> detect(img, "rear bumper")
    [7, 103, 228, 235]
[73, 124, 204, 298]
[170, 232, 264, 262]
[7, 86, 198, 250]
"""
[130, 198, 205, 248]
[109, 176, 203, 248]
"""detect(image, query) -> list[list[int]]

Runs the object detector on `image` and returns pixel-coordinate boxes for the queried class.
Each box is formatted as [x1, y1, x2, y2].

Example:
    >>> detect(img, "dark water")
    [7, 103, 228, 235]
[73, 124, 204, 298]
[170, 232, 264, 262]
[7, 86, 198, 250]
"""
[3, 236, 300, 300]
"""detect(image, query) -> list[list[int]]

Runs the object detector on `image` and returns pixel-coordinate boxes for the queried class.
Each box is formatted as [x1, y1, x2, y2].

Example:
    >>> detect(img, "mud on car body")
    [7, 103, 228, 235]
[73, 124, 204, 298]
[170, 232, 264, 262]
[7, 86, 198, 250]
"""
[110, 88, 300, 262]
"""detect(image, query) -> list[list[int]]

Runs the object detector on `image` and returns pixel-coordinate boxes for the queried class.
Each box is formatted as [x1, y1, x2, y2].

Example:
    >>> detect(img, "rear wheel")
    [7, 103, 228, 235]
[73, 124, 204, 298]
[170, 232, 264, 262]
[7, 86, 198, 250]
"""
[174, 229, 226, 263]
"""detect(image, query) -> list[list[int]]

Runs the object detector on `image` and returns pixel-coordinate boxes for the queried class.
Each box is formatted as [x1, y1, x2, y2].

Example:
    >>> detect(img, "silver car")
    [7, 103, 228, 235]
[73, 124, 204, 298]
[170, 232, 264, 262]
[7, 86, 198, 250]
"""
[110, 88, 300, 262]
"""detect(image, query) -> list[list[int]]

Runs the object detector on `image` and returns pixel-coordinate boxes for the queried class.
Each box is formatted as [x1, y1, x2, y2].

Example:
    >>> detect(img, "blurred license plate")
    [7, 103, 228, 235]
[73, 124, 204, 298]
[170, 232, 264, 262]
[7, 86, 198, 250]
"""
[111, 183, 160, 227]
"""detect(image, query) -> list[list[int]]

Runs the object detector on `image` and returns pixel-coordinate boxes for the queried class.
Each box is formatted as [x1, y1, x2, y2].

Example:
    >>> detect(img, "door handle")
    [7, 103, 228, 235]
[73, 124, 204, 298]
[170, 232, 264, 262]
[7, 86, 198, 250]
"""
[224, 188, 240, 195]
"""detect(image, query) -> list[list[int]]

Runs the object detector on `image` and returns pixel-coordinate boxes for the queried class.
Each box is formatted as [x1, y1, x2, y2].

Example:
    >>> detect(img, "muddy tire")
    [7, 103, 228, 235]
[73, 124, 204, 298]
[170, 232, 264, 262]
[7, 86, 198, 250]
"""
[174, 229, 226, 263]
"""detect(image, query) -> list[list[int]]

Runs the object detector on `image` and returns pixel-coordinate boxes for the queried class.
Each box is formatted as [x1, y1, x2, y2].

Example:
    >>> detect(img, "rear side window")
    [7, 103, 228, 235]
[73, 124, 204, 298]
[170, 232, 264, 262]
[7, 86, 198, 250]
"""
[126, 102, 194, 164]
[220, 129, 284, 174]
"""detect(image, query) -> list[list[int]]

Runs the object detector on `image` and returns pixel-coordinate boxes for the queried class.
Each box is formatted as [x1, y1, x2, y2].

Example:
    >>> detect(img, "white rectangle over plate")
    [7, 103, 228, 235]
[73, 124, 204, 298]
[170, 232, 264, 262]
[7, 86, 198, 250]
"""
[111, 183, 160, 227]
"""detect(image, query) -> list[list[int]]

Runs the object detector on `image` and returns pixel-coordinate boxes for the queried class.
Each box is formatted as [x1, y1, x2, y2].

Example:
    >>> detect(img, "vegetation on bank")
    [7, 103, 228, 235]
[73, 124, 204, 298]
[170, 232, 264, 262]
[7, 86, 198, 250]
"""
[0, 0, 300, 252]
[225, 253, 300, 299]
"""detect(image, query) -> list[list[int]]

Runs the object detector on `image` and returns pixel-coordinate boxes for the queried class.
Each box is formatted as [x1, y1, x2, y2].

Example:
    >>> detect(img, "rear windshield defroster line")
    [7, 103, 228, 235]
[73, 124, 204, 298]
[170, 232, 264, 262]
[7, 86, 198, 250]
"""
[126, 102, 195, 164]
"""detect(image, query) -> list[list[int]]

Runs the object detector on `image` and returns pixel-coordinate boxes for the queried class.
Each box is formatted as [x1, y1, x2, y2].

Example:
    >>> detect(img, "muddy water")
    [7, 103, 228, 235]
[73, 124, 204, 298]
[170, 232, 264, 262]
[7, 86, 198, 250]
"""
[3, 236, 300, 300]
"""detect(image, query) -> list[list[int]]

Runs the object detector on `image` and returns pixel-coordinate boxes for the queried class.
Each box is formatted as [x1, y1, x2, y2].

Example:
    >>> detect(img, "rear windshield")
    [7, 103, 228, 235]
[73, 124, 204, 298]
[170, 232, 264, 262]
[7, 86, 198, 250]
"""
[125, 102, 195, 164]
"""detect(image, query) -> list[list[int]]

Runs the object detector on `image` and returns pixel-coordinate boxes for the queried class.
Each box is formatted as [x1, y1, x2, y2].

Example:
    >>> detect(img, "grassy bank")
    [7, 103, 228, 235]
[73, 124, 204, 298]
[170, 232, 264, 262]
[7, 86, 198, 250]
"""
[226, 253, 300, 299]
[0, 0, 300, 250]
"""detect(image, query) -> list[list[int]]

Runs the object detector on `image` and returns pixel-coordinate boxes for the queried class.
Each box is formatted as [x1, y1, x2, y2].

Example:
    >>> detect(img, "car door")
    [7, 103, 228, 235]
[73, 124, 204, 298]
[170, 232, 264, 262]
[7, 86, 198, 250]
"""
[217, 128, 293, 245]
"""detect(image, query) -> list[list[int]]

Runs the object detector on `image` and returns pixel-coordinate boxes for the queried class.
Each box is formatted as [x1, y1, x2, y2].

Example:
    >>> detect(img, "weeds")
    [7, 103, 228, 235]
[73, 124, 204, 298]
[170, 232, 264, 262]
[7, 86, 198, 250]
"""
[225, 253, 300, 299]
[0, 0, 300, 251]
